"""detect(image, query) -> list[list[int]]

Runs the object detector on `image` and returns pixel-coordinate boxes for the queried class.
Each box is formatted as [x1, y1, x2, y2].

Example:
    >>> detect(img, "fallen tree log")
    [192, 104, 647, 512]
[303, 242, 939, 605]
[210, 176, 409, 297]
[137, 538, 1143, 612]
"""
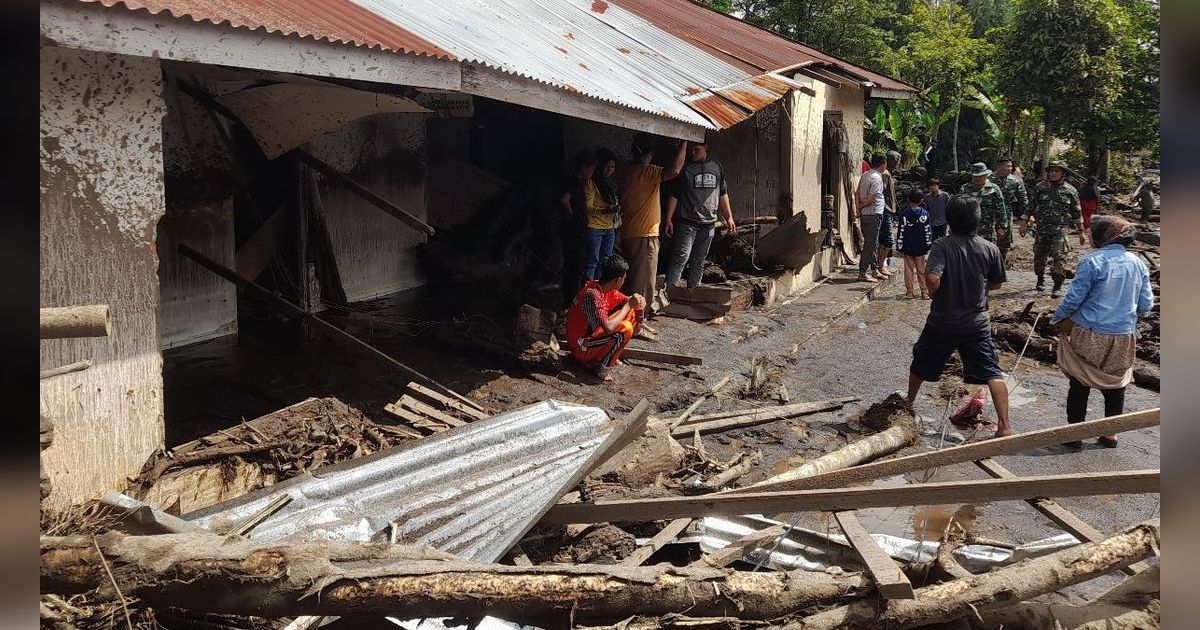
[40, 305, 110, 339]
[978, 564, 1159, 630]
[40, 532, 871, 623]
[779, 519, 1159, 630]
[730, 415, 918, 494]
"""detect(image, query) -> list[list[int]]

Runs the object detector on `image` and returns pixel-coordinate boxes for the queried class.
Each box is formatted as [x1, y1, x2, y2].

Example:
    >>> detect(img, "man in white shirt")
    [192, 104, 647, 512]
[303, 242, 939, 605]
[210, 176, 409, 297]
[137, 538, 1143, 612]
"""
[855, 154, 889, 282]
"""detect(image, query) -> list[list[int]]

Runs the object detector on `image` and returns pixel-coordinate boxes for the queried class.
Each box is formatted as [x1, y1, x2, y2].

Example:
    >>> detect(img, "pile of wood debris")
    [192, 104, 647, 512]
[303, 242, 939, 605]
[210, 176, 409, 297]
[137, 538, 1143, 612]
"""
[40, 387, 1160, 630]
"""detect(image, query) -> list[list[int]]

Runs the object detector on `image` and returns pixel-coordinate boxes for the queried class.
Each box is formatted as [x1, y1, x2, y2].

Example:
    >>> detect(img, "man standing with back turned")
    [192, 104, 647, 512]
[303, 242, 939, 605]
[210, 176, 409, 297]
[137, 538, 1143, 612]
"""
[664, 140, 736, 288]
[906, 195, 1012, 438]
[620, 134, 686, 330]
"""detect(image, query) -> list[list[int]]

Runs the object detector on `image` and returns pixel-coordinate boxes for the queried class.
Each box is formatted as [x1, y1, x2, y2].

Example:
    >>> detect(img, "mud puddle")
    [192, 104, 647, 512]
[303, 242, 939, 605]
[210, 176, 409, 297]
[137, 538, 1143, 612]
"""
[822, 474, 981, 543]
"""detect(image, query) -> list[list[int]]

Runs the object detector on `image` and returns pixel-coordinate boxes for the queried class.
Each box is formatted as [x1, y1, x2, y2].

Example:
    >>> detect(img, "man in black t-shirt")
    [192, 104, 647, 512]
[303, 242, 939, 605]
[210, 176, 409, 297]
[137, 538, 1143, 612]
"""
[905, 195, 1013, 437]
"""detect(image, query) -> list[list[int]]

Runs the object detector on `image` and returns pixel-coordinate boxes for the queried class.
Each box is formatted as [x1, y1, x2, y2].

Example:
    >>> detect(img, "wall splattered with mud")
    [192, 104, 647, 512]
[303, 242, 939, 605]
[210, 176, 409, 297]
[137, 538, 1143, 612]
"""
[707, 101, 784, 222]
[40, 47, 167, 508]
[307, 114, 429, 302]
[156, 73, 238, 348]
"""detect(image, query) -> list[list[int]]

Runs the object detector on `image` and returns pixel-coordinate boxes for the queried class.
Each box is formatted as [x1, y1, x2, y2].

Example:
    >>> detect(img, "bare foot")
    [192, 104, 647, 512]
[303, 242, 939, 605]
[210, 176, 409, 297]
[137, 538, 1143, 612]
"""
[641, 323, 659, 334]
[857, 274, 879, 283]
[595, 366, 613, 382]
[993, 427, 1014, 438]
[635, 330, 658, 342]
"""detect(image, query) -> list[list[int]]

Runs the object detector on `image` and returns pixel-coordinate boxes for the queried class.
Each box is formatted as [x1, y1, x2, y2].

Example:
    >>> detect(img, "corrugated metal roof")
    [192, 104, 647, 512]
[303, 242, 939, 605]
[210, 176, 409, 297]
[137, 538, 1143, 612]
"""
[607, 0, 917, 94]
[181, 400, 616, 561]
[78, 0, 455, 59]
[75, 0, 914, 130]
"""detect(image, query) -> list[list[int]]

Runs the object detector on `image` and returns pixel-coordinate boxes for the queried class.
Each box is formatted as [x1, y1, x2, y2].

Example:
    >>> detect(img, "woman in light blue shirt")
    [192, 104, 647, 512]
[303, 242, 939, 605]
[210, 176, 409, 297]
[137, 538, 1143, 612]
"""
[1051, 216, 1154, 448]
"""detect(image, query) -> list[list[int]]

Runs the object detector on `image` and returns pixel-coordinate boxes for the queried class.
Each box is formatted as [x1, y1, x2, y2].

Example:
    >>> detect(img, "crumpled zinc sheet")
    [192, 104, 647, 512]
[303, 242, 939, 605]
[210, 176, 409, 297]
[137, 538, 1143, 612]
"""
[693, 515, 1080, 574]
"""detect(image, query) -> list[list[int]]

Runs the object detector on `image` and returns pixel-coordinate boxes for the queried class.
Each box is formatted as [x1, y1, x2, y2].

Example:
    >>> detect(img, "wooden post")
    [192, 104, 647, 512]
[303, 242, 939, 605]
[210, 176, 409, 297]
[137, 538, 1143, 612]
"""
[833, 512, 915, 599]
[40, 306, 110, 339]
[974, 458, 1152, 575]
[733, 409, 1160, 493]
[540, 470, 1159, 525]
[295, 150, 435, 237]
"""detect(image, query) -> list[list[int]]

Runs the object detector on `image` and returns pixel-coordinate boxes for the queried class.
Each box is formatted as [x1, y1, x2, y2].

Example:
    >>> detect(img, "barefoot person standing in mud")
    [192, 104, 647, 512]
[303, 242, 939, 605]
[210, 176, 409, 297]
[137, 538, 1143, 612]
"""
[1051, 216, 1154, 449]
[905, 196, 1012, 438]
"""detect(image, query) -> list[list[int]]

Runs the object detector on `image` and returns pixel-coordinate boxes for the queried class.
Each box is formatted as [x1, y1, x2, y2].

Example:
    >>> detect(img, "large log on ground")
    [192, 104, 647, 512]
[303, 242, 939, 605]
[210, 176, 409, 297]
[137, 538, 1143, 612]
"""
[780, 520, 1159, 630]
[40, 533, 870, 623]
[40, 305, 110, 339]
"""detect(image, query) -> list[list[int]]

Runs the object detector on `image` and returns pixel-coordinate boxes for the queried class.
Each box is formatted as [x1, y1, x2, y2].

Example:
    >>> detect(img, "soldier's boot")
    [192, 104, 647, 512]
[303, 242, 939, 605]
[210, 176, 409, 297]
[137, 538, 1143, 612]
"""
[1051, 275, 1065, 298]
[1035, 275, 1045, 291]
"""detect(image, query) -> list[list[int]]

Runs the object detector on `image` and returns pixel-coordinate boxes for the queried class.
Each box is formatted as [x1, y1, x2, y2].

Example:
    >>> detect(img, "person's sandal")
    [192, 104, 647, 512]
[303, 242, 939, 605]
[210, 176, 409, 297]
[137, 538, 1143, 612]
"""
[1098, 436, 1119, 448]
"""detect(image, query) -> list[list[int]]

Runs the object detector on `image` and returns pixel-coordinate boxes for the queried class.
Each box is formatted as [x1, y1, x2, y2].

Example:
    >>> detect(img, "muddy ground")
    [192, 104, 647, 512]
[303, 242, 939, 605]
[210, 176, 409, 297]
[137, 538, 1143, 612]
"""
[161, 227, 1159, 605]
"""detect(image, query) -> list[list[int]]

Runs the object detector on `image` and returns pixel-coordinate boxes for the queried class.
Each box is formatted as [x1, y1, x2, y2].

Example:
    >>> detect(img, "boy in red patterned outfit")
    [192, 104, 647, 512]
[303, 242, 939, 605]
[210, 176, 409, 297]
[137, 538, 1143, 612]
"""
[566, 254, 645, 381]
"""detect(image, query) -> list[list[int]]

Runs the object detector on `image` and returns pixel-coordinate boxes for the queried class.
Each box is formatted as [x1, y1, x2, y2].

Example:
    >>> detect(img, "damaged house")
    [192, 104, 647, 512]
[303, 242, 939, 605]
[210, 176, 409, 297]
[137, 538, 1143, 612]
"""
[38, 0, 915, 509]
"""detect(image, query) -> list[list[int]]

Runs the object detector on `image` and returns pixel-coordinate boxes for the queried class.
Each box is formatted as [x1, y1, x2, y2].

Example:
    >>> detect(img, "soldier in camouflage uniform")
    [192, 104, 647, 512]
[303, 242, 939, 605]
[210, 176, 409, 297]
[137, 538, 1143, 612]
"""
[990, 156, 1027, 260]
[1021, 160, 1086, 296]
[960, 162, 1011, 263]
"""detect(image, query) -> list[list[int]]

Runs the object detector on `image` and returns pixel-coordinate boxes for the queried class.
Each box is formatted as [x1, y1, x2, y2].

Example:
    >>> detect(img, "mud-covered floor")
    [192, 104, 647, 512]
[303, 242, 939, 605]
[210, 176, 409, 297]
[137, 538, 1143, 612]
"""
[162, 231, 1159, 603]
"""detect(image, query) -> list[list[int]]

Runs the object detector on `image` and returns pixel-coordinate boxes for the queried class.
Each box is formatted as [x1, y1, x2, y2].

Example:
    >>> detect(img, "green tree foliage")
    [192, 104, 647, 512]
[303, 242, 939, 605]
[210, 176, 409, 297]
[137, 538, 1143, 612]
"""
[993, 0, 1127, 144]
[696, 0, 734, 12]
[958, 0, 1015, 37]
[888, 1, 993, 155]
[739, 0, 897, 71]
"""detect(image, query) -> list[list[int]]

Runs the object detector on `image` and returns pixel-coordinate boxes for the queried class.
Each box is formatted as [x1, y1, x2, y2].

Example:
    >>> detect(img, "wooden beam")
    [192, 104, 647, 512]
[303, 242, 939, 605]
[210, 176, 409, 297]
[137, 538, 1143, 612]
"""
[40, 359, 92, 380]
[295, 150, 435, 237]
[665, 284, 734, 304]
[235, 209, 288, 282]
[694, 524, 787, 569]
[178, 243, 480, 411]
[974, 458, 1152, 576]
[670, 398, 857, 439]
[40, 306, 110, 339]
[622, 518, 692, 566]
[726, 409, 1160, 494]
[834, 512, 915, 599]
[621, 347, 703, 366]
[540, 470, 1159, 525]
[397, 395, 467, 427]
[384, 403, 448, 432]
[407, 383, 488, 419]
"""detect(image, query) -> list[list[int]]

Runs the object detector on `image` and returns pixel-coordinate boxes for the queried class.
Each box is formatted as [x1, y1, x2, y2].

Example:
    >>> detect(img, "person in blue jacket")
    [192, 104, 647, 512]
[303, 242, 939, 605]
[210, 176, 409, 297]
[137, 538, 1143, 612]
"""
[897, 189, 934, 299]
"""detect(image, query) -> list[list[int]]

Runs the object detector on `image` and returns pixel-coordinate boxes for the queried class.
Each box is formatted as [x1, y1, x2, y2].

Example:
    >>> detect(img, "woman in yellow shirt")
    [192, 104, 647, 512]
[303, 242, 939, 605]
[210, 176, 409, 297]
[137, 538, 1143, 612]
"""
[583, 149, 621, 280]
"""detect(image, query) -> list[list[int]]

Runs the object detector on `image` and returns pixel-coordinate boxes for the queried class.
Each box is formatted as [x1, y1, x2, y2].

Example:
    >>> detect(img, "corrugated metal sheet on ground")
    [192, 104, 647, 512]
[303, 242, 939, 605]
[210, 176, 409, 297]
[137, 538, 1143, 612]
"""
[183, 400, 614, 561]
[79, 0, 455, 58]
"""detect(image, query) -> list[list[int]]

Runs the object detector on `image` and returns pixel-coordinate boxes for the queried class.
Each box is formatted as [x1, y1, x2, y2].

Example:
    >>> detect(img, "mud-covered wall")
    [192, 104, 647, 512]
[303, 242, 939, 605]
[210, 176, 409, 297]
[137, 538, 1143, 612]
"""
[707, 102, 784, 222]
[307, 114, 429, 301]
[156, 74, 238, 348]
[784, 82, 866, 283]
[40, 47, 167, 507]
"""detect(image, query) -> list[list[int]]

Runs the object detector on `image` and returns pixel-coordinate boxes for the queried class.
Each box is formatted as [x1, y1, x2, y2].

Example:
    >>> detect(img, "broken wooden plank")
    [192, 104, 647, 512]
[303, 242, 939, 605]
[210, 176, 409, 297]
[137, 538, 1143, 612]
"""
[229, 493, 293, 538]
[974, 458, 1152, 576]
[384, 403, 449, 432]
[833, 511, 915, 599]
[621, 347, 703, 366]
[178, 244, 481, 411]
[670, 397, 857, 439]
[664, 284, 734, 304]
[540, 469, 1159, 525]
[296, 149, 435, 237]
[694, 524, 787, 569]
[40, 359, 92, 380]
[40, 305, 110, 339]
[622, 518, 692, 566]
[407, 382, 489, 421]
[398, 395, 467, 427]
[732, 408, 1160, 493]
[669, 376, 732, 429]
[510, 544, 533, 567]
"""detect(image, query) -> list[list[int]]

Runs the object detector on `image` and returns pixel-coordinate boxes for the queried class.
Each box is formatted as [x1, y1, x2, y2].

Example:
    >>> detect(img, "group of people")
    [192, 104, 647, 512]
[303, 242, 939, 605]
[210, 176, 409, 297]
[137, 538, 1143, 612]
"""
[559, 136, 736, 380]
[882, 156, 1154, 448]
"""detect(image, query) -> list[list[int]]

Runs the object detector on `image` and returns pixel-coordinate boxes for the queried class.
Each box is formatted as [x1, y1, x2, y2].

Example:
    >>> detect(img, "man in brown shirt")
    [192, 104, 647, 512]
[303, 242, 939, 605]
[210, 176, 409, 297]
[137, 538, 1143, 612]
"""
[619, 134, 686, 333]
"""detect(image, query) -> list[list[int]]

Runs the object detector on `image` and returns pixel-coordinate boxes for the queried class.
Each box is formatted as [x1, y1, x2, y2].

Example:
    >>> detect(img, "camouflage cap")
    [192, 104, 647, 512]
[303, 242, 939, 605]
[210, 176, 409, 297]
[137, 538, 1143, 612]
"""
[1047, 160, 1069, 171]
[969, 162, 992, 177]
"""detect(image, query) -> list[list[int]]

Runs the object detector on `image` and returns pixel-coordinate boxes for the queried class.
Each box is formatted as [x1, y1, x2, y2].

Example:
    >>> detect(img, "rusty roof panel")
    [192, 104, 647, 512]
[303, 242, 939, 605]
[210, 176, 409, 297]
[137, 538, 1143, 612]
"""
[607, 0, 915, 93]
[79, 0, 455, 59]
[683, 92, 749, 128]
